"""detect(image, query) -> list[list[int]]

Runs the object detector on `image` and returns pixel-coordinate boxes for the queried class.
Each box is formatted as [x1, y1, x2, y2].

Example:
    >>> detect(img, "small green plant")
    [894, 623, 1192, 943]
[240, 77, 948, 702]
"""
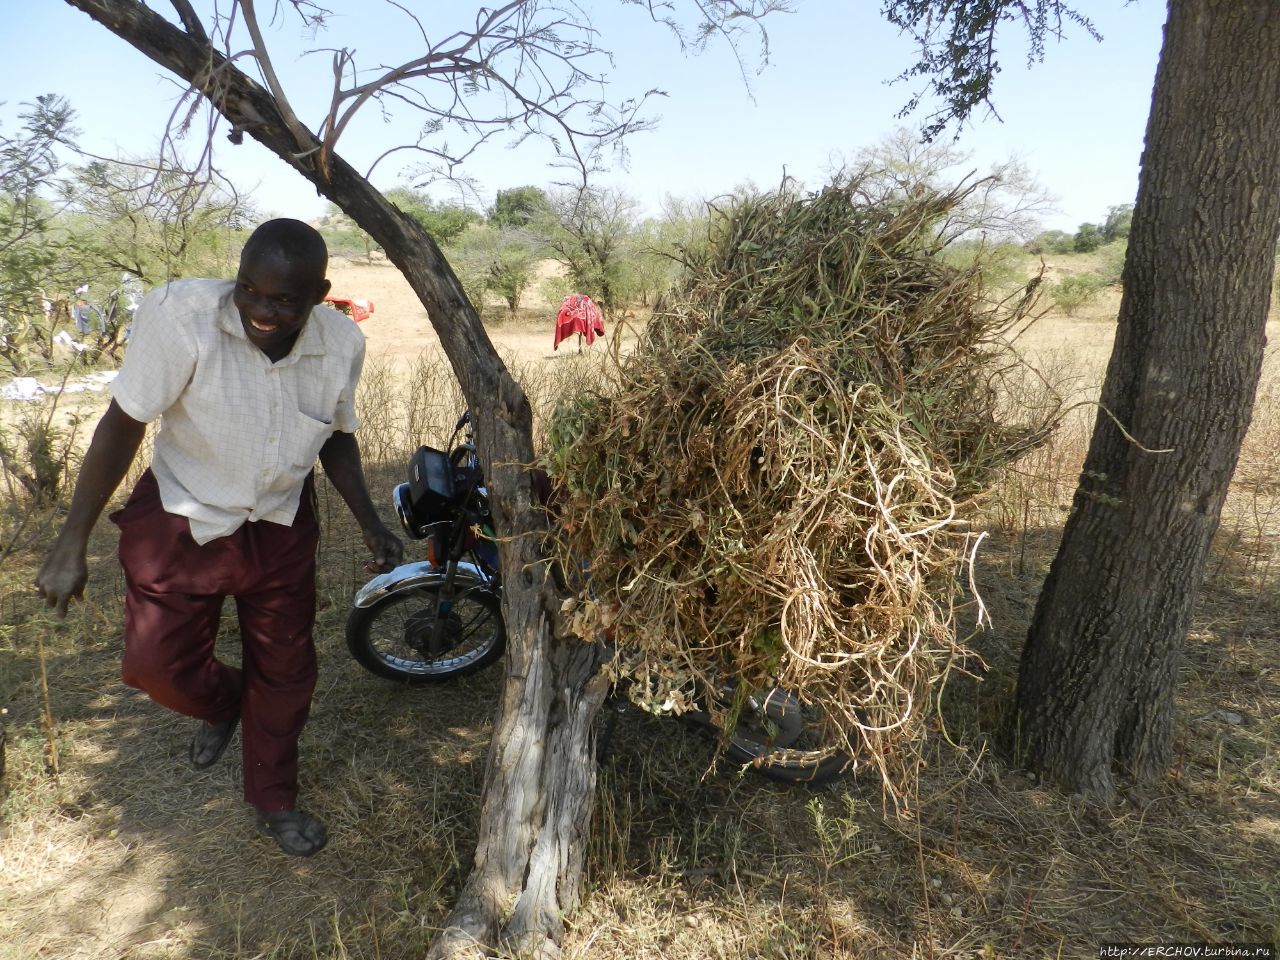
[807, 793, 869, 870]
[0, 411, 79, 506]
[1051, 273, 1103, 315]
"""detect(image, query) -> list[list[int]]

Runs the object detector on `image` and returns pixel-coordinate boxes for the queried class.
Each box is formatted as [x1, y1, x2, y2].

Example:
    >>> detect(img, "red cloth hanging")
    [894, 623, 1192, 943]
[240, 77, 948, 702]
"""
[553, 294, 605, 350]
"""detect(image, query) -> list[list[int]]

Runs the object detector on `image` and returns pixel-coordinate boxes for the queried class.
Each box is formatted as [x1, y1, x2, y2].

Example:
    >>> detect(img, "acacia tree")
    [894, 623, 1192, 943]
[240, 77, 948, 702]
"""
[56, 1, 775, 957]
[70, 156, 250, 283]
[0, 96, 78, 370]
[849, 126, 1054, 244]
[887, 0, 1280, 798]
[489, 185, 552, 230]
[66, 156, 252, 361]
[542, 184, 641, 316]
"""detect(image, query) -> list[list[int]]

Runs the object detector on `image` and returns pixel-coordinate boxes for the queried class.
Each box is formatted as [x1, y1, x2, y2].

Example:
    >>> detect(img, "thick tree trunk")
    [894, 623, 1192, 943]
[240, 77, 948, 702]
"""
[1015, 0, 1280, 799]
[64, 2, 607, 955]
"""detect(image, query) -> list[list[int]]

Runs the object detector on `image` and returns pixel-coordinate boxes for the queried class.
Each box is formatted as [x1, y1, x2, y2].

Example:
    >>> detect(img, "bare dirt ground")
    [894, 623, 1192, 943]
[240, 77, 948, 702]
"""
[1, 264, 1277, 960]
[328, 256, 621, 371]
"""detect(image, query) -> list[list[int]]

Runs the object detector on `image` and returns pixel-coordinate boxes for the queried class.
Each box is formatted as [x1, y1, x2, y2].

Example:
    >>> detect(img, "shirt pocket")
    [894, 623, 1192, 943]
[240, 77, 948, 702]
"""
[294, 365, 344, 425]
[288, 408, 336, 468]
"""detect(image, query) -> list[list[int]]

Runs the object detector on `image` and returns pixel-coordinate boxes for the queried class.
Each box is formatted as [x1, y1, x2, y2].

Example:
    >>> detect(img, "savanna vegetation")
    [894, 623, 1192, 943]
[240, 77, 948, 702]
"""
[318, 183, 692, 323]
[3, 248, 1277, 958]
[4, 0, 1279, 958]
[3, 118, 1277, 956]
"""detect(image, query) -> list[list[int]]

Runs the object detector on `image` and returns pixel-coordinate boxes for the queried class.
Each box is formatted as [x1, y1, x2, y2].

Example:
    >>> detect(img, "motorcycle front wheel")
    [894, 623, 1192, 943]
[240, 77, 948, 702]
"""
[722, 687, 850, 785]
[345, 586, 506, 683]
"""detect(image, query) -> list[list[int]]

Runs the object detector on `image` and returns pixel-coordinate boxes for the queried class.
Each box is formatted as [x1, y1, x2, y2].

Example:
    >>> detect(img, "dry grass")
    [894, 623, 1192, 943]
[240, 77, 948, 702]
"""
[544, 181, 1059, 802]
[0, 304, 1277, 959]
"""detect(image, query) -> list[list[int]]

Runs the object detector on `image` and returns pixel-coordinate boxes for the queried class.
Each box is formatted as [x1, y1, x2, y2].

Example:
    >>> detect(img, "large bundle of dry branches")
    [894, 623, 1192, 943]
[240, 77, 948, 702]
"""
[544, 176, 1052, 799]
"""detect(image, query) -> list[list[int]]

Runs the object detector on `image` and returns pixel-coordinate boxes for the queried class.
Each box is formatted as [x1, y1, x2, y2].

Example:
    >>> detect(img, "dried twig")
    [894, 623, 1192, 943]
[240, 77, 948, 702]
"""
[35, 625, 59, 778]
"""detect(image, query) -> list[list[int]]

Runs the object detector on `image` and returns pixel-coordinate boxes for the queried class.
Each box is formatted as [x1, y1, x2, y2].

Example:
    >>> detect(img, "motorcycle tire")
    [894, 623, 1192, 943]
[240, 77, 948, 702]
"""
[722, 687, 850, 785]
[345, 585, 505, 683]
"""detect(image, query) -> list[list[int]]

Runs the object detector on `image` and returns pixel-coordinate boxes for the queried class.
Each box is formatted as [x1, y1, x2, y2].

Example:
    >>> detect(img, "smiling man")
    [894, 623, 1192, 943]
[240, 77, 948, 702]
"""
[35, 219, 402, 857]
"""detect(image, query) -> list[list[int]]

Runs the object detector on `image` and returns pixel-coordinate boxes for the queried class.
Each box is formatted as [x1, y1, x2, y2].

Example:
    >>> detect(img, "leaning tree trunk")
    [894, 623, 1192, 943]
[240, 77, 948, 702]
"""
[1014, 0, 1280, 800]
[65, 2, 609, 956]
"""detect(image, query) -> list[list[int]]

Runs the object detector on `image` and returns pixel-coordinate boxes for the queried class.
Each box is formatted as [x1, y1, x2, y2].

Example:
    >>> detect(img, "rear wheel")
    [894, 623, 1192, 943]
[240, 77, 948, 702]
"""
[722, 687, 850, 785]
[345, 585, 505, 683]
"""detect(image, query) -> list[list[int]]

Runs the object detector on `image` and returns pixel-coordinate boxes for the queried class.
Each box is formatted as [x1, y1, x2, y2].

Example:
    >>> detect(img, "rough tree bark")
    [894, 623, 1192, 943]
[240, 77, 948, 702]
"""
[1014, 0, 1280, 799]
[64, 1, 610, 956]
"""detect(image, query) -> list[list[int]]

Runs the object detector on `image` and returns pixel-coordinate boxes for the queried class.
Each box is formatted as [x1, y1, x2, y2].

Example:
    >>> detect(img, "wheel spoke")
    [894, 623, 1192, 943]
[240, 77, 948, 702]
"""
[357, 588, 502, 678]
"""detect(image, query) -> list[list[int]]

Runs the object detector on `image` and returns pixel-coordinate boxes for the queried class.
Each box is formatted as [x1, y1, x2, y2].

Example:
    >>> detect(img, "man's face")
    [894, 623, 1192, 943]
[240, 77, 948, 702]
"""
[232, 252, 331, 359]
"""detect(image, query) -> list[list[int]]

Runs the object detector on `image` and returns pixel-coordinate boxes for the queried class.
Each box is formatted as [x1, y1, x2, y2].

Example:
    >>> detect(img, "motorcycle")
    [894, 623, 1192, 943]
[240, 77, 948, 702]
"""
[346, 413, 849, 784]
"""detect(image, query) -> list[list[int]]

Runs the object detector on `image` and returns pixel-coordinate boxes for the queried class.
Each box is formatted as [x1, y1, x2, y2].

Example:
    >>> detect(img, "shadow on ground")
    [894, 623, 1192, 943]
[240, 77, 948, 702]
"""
[2, 484, 1278, 959]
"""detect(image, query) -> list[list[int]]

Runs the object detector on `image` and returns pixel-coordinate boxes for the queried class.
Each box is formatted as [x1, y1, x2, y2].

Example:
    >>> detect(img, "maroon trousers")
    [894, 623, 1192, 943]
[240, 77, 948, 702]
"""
[113, 470, 320, 812]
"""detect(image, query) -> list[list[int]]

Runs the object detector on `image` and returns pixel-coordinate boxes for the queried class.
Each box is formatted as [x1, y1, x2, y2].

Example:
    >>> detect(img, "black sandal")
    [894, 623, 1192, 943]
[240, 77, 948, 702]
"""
[256, 809, 328, 857]
[189, 715, 239, 769]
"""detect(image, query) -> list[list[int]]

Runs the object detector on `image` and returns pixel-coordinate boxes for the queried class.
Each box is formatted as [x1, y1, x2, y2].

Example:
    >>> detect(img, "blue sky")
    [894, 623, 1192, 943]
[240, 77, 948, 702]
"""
[3, 1, 1168, 233]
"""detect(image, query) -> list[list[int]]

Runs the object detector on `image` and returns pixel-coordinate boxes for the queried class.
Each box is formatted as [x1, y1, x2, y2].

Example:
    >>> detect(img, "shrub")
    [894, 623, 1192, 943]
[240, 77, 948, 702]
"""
[1072, 223, 1104, 253]
[443, 224, 545, 320]
[1051, 273, 1103, 315]
[538, 273, 574, 312]
[940, 240, 1029, 293]
[385, 188, 480, 245]
[1027, 230, 1074, 255]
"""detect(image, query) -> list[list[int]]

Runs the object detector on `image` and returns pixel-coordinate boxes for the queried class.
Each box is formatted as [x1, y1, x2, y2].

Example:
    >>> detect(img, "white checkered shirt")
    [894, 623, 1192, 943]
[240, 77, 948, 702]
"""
[111, 279, 365, 544]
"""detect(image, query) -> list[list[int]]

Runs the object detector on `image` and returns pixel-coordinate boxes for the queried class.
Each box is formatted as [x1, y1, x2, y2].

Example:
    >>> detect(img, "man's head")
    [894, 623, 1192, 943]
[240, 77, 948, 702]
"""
[233, 218, 331, 360]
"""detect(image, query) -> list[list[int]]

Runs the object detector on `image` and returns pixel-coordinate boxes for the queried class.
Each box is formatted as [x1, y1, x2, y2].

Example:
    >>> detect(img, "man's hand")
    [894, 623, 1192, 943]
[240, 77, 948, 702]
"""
[35, 542, 89, 618]
[362, 522, 403, 574]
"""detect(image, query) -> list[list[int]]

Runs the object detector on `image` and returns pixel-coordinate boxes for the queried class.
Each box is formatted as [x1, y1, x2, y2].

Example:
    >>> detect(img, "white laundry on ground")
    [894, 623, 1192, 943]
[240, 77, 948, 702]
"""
[0, 377, 44, 401]
[1, 370, 117, 401]
[52, 331, 90, 353]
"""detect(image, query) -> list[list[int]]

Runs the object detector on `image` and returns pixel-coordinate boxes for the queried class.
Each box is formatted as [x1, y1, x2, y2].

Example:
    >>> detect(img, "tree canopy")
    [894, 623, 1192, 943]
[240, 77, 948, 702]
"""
[884, 1, 1100, 140]
[383, 188, 480, 245]
[489, 186, 551, 230]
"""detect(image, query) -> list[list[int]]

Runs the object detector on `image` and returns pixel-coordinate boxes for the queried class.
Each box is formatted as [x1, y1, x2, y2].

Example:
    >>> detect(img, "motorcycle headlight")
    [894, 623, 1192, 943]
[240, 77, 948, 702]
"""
[392, 483, 420, 538]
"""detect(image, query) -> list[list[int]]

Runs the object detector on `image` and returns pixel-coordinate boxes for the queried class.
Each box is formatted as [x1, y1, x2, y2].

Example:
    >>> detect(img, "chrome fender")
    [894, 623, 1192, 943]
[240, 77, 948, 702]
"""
[352, 560, 496, 609]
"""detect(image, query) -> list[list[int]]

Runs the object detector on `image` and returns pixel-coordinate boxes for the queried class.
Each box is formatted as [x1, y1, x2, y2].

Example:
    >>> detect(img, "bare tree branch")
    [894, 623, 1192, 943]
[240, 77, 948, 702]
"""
[309, 0, 643, 183]
[632, 0, 788, 95]
[237, 0, 319, 161]
[169, 0, 208, 42]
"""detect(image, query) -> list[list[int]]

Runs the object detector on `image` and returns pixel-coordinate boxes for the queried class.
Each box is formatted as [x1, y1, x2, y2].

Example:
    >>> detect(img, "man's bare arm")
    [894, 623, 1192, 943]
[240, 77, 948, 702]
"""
[318, 430, 403, 572]
[35, 400, 147, 616]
